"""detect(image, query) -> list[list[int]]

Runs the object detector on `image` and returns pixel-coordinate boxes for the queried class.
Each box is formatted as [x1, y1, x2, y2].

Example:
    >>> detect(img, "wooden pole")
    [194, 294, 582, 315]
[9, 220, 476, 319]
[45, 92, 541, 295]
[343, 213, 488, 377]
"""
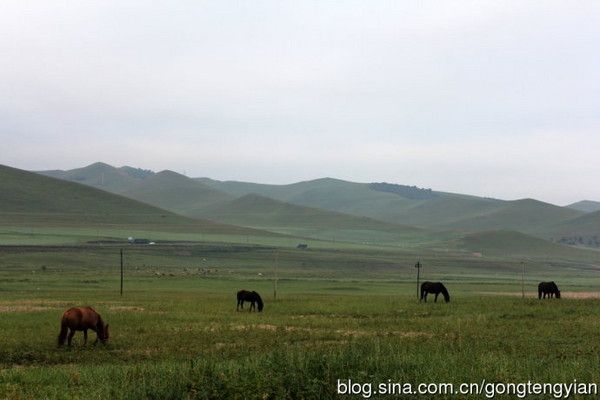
[521, 261, 525, 299]
[120, 248, 124, 296]
[415, 261, 421, 300]
[274, 250, 279, 300]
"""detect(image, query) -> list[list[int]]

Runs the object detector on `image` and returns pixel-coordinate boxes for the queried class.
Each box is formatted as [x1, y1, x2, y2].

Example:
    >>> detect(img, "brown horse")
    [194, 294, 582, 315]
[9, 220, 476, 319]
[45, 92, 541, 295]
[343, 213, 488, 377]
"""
[58, 307, 109, 346]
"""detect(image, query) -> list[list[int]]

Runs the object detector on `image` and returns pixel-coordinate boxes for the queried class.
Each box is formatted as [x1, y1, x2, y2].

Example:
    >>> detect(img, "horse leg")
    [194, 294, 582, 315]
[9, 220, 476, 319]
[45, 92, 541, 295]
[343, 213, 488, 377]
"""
[423, 293, 427, 302]
[434, 293, 439, 303]
[67, 329, 76, 346]
[249, 301, 254, 312]
[236, 299, 240, 311]
[83, 329, 88, 345]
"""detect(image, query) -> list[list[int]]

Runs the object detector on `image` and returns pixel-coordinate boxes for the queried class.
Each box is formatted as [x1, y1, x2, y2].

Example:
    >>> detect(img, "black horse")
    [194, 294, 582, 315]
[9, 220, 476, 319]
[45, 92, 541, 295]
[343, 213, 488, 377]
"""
[538, 281, 561, 299]
[420, 281, 450, 303]
[236, 290, 264, 312]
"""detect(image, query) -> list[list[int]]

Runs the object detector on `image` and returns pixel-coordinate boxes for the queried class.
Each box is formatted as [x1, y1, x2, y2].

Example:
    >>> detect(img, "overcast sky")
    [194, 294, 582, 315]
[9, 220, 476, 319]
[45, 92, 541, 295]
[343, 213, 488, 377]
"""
[1, 1, 599, 205]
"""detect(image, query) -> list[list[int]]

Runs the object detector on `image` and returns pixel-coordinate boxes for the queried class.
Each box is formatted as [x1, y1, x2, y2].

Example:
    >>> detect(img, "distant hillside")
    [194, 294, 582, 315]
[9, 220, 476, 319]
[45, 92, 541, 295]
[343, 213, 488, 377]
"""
[35, 163, 599, 248]
[39, 162, 233, 216]
[0, 164, 261, 235]
[41, 162, 143, 193]
[567, 200, 600, 213]
[197, 193, 447, 246]
[457, 230, 595, 258]
[448, 199, 583, 233]
[197, 177, 505, 226]
[546, 211, 600, 247]
[120, 170, 233, 216]
[369, 182, 438, 200]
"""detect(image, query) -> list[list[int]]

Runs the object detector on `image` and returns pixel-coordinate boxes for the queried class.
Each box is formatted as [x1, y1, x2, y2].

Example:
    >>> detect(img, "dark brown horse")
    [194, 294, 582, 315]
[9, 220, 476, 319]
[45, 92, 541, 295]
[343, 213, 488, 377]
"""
[538, 281, 561, 299]
[420, 281, 450, 303]
[236, 290, 264, 312]
[58, 307, 109, 346]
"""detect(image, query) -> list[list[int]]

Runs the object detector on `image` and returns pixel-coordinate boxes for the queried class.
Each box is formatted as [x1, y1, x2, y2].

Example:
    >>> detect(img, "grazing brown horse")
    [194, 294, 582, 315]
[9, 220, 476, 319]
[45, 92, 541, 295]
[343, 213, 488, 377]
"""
[236, 290, 264, 312]
[58, 307, 109, 346]
[420, 281, 450, 303]
[538, 281, 561, 299]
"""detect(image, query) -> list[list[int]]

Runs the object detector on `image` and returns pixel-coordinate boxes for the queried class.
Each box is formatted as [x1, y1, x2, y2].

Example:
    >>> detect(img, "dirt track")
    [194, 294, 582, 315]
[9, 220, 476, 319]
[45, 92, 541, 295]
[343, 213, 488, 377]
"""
[478, 291, 600, 299]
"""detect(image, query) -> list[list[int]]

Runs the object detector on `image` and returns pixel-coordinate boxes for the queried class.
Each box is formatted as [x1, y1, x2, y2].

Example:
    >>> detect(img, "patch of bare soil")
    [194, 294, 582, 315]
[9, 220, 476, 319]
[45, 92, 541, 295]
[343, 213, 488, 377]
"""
[477, 291, 600, 299]
[0, 306, 51, 313]
[108, 306, 146, 312]
[0, 299, 71, 313]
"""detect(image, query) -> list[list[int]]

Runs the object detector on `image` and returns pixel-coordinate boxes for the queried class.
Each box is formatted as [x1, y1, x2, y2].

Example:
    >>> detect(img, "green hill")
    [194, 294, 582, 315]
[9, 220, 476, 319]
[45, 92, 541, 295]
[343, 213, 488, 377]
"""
[448, 199, 583, 233]
[197, 193, 448, 246]
[0, 164, 260, 236]
[40, 162, 143, 193]
[39, 163, 233, 216]
[567, 200, 600, 213]
[36, 164, 597, 247]
[197, 177, 506, 227]
[545, 211, 600, 247]
[456, 230, 596, 258]
[120, 170, 233, 216]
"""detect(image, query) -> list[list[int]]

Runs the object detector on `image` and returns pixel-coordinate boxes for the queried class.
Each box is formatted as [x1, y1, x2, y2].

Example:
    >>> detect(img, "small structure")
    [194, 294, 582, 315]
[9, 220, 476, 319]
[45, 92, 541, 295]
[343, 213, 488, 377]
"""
[128, 237, 151, 245]
[296, 243, 308, 250]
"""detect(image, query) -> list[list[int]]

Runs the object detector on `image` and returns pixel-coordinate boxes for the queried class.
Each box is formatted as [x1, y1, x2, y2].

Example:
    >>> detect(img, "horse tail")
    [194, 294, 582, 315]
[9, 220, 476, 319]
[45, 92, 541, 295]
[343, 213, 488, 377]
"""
[58, 320, 68, 346]
[254, 292, 264, 312]
[441, 285, 450, 302]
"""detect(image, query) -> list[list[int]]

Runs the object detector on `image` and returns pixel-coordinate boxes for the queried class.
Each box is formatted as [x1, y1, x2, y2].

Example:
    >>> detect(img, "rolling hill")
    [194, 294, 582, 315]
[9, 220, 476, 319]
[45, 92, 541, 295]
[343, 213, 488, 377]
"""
[197, 177, 508, 226]
[195, 193, 448, 245]
[119, 170, 233, 216]
[456, 230, 597, 258]
[545, 211, 600, 247]
[567, 200, 600, 213]
[40, 162, 233, 216]
[0, 164, 263, 236]
[35, 163, 598, 249]
[447, 199, 583, 233]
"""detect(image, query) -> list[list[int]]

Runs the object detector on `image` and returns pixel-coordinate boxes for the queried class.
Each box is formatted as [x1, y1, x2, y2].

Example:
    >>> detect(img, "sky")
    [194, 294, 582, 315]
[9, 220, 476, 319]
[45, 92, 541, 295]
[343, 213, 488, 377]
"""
[1, 1, 599, 205]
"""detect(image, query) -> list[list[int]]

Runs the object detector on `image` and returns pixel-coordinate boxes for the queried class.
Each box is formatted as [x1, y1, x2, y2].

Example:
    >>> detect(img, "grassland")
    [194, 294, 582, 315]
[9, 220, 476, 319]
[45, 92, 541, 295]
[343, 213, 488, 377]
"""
[3, 163, 600, 398]
[2, 236, 600, 399]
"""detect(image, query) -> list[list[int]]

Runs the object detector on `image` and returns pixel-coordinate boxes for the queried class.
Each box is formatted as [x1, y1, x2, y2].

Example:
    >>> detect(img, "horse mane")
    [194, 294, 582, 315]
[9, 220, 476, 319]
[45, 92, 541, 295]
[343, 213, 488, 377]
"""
[253, 291, 264, 311]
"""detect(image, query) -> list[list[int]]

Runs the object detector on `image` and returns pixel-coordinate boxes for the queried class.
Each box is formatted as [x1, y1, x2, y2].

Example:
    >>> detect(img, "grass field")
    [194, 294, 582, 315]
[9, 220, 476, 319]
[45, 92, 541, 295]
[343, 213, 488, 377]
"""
[2, 235, 600, 399]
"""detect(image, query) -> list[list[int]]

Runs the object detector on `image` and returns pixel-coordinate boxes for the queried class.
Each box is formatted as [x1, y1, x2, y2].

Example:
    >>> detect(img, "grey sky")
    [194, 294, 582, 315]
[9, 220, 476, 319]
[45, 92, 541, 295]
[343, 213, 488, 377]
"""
[1, 1, 599, 205]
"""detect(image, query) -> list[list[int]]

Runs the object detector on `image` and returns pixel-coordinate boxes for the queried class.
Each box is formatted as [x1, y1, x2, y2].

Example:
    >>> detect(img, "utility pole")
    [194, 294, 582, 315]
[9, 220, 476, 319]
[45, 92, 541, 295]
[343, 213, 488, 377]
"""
[120, 248, 124, 296]
[274, 250, 279, 301]
[521, 261, 525, 299]
[415, 261, 422, 301]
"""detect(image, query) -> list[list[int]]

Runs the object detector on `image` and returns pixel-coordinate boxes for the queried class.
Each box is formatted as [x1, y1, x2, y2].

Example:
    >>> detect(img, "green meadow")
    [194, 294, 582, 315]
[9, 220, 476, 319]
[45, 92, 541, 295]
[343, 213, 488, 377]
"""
[2, 234, 600, 399]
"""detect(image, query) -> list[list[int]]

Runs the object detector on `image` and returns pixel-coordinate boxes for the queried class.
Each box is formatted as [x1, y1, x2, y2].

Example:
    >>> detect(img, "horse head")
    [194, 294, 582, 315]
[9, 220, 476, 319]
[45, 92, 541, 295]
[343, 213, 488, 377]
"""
[100, 323, 110, 343]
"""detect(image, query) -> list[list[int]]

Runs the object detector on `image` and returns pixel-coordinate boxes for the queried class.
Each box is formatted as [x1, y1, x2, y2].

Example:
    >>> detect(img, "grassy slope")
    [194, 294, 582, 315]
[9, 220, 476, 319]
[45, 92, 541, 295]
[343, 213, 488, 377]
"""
[195, 193, 451, 246]
[40, 162, 141, 194]
[40, 163, 232, 214]
[546, 210, 600, 238]
[455, 229, 597, 259]
[198, 193, 421, 230]
[197, 178, 506, 227]
[119, 170, 233, 215]
[447, 199, 583, 233]
[0, 164, 268, 236]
